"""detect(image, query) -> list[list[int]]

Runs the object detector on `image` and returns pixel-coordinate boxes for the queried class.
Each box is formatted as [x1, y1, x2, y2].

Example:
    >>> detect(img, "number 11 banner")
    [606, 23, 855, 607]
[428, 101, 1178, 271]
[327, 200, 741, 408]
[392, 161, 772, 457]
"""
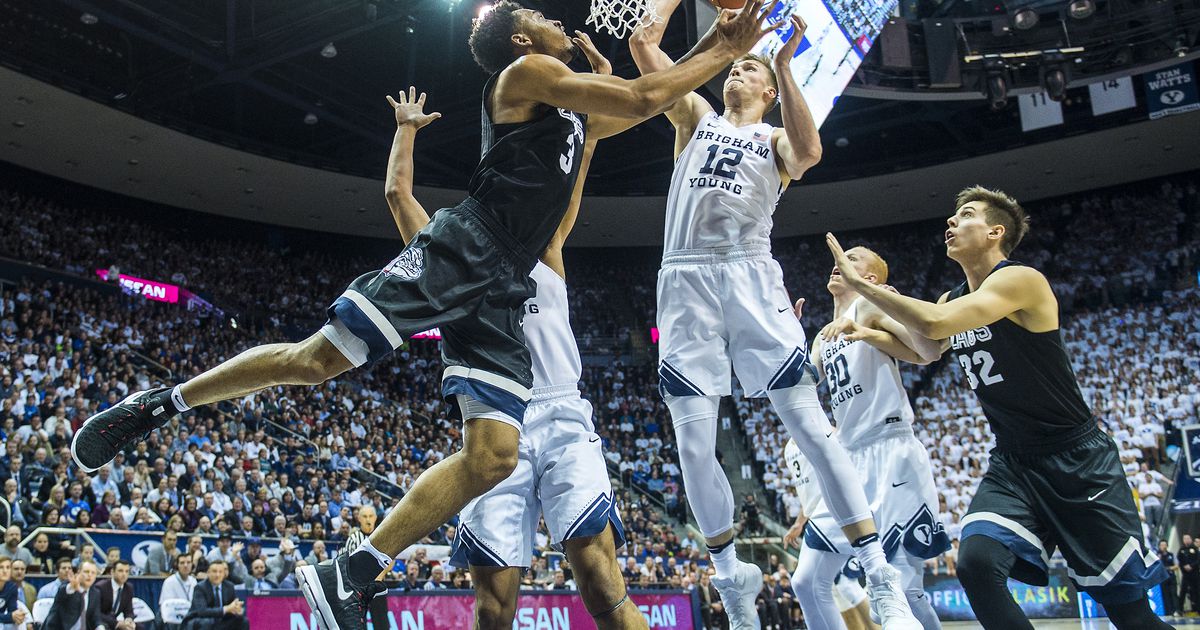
[1019, 92, 1064, 132]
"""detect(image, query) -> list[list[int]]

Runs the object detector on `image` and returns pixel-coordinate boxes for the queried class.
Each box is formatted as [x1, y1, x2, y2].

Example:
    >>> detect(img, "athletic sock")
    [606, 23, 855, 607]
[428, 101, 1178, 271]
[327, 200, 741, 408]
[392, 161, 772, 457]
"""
[168, 385, 191, 414]
[708, 539, 740, 578]
[348, 539, 392, 583]
[852, 534, 888, 576]
[907, 590, 942, 629]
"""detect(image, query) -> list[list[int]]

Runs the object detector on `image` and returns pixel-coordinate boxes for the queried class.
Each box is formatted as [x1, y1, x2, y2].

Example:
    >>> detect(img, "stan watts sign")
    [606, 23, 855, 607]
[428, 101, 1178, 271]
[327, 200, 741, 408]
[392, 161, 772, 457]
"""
[247, 592, 695, 629]
[95, 269, 180, 303]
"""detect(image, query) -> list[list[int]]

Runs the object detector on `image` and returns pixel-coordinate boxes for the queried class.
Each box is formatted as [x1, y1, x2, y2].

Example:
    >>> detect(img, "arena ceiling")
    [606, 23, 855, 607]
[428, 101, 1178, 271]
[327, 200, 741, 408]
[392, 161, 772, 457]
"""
[1, 0, 1199, 245]
[4, 63, 1199, 246]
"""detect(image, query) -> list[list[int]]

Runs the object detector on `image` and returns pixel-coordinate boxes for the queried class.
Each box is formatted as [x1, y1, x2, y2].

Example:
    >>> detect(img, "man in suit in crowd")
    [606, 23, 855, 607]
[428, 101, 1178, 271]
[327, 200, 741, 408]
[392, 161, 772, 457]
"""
[245, 559, 275, 592]
[10, 560, 36, 607]
[97, 559, 136, 630]
[698, 570, 728, 630]
[145, 531, 179, 576]
[183, 560, 247, 630]
[43, 560, 103, 630]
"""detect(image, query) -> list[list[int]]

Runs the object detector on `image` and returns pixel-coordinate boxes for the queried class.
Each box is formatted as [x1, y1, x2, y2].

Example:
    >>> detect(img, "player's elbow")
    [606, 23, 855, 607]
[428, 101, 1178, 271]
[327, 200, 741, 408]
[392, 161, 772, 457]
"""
[786, 147, 822, 180]
[920, 317, 954, 341]
[630, 90, 662, 118]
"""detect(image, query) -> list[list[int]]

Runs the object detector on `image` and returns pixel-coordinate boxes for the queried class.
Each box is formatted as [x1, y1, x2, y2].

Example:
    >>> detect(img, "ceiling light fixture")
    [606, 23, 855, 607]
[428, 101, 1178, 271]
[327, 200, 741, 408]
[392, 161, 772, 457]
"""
[1067, 0, 1095, 19]
[80, 12, 98, 25]
[1012, 8, 1038, 30]
[320, 43, 337, 59]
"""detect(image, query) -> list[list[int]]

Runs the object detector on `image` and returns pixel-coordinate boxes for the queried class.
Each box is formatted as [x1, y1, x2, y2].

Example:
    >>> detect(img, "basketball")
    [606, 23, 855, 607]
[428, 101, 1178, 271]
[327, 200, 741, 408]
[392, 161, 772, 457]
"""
[710, 0, 748, 9]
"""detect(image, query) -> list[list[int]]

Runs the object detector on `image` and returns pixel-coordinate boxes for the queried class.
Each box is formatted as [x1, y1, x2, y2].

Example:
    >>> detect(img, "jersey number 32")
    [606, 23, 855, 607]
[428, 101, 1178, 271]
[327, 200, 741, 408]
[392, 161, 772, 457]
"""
[957, 350, 1004, 390]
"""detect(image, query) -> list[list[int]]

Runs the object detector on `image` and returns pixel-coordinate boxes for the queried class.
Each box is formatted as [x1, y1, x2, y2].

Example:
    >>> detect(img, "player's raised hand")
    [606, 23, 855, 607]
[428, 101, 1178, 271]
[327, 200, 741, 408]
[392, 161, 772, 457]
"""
[774, 14, 807, 66]
[573, 30, 613, 75]
[716, 0, 784, 55]
[826, 233, 865, 287]
[387, 87, 441, 129]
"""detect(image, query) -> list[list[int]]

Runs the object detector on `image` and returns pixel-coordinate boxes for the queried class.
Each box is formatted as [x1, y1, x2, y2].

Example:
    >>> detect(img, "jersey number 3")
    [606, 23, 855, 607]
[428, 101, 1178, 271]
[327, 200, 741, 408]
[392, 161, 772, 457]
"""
[957, 350, 1004, 390]
[559, 136, 575, 174]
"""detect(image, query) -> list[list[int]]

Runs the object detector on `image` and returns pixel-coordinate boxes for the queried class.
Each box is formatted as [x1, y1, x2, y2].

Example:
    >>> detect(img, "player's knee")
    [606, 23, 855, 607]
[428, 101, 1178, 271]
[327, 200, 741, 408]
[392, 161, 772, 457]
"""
[465, 443, 518, 491]
[284, 336, 348, 384]
[955, 538, 1001, 590]
[474, 597, 517, 630]
[677, 436, 712, 469]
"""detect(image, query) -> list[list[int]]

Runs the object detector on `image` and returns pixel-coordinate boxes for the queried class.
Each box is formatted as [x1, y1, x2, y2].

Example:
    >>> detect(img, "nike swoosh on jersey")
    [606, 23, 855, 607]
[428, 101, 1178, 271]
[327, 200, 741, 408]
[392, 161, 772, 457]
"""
[1087, 488, 1109, 501]
[335, 559, 354, 599]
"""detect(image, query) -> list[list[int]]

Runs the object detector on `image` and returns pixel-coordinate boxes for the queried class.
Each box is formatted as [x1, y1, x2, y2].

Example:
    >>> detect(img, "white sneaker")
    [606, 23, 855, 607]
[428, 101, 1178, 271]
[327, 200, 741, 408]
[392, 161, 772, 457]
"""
[867, 565, 923, 630]
[711, 561, 764, 630]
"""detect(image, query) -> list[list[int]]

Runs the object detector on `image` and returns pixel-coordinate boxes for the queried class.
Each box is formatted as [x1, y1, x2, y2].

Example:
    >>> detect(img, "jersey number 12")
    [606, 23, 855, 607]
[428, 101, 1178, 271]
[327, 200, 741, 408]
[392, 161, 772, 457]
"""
[699, 144, 743, 179]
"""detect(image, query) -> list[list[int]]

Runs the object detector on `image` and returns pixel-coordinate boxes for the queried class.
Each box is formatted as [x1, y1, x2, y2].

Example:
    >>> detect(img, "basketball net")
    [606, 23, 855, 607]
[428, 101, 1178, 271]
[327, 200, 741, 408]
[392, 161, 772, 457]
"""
[586, 0, 662, 40]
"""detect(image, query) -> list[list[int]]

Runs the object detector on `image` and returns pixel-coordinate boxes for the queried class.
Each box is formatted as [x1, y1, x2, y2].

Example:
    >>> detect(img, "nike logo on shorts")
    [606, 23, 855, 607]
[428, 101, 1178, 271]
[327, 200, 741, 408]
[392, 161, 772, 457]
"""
[1088, 488, 1108, 501]
[891, 481, 908, 488]
[335, 558, 354, 599]
[589, 437, 600, 443]
[777, 308, 790, 313]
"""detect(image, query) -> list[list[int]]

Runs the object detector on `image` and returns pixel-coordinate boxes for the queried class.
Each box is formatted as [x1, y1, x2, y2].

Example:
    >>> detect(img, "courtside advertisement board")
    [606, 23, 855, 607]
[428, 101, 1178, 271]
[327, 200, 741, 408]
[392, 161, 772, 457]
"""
[247, 591, 696, 630]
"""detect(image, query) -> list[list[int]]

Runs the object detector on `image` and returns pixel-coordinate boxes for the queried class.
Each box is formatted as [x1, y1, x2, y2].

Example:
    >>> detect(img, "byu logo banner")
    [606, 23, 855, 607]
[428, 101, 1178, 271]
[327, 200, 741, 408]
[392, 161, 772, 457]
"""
[1143, 61, 1200, 120]
[1183, 425, 1200, 479]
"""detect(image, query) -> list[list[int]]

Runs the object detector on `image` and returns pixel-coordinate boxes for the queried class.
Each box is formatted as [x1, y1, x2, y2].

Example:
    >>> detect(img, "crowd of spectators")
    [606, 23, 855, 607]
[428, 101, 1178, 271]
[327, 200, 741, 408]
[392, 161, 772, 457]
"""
[0, 171, 1197, 630]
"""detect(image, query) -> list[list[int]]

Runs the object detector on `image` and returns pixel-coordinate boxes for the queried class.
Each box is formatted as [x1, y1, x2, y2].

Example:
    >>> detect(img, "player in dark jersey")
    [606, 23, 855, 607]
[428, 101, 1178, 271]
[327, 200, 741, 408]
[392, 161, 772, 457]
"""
[69, 3, 782, 629]
[822, 186, 1170, 629]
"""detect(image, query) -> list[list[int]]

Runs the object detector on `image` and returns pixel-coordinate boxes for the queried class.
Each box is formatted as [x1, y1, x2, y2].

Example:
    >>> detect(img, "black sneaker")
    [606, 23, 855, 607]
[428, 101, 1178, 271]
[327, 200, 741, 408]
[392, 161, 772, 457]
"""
[71, 388, 174, 472]
[296, 554, 386, 630]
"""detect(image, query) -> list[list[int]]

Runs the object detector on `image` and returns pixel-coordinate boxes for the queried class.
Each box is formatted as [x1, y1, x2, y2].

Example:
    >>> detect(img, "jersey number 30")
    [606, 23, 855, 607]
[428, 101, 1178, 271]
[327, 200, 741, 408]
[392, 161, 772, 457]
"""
[957, 350, 1004, 390]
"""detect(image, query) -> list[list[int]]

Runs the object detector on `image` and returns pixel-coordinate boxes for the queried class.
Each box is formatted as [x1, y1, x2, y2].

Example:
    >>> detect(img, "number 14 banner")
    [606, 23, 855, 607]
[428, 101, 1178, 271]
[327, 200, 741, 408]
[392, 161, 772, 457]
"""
[1089, 77, 1137, 116]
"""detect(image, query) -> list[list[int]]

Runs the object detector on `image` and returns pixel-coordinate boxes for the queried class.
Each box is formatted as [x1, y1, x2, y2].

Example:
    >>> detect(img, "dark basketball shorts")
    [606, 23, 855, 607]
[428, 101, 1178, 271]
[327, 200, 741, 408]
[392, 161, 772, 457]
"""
[321, 198, 537, 428]
[961, 426, 1168, 605]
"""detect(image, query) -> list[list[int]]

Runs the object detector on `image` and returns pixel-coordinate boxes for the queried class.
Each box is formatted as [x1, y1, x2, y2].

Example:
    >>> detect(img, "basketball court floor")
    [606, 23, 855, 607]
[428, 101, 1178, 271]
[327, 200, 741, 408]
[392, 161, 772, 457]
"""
[943, 617, 1196, 628]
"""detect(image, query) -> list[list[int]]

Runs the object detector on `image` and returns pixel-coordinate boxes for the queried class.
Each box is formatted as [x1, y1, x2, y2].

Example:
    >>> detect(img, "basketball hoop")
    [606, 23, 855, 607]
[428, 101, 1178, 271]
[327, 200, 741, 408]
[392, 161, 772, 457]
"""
[586, 0, 662, 40]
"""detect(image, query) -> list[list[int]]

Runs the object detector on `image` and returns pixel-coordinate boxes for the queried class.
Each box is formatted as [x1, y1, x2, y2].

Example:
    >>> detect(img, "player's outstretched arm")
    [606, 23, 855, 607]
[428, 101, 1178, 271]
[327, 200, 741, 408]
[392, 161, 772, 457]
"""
[628, 0, 713, 138]
[771, 15, 822, 183]
[818, 312, 931, 365]
[503, 0, 782, 132]
[826, 233, 1052, 340]
[383, 87, 440, 244]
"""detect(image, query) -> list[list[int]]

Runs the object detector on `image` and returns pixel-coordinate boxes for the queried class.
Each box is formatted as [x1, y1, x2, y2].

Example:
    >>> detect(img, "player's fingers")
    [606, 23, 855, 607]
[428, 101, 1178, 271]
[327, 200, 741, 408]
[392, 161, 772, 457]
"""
[385, 95, 398, 108]
[417, 92, 427, 107]
[408, 86, 417, 102]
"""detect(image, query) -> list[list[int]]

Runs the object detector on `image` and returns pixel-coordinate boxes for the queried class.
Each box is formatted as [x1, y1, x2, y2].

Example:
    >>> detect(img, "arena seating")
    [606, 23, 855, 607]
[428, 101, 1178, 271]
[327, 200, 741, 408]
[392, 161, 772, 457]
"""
[0, 174, 1197, 615]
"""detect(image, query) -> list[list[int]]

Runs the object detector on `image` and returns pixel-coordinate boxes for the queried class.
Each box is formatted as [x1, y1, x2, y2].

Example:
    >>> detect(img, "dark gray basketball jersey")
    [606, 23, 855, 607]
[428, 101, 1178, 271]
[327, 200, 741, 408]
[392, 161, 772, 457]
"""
[946, 261, 1093, 449]
[468, 72, 587, 268]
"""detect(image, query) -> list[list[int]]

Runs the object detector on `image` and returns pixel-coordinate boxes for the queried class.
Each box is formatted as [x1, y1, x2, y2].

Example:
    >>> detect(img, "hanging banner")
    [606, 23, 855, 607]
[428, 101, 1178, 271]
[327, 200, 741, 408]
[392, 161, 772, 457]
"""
[1144, 62, 1200, 120]
[1089, 77, 1137, 116]
[1183, 425, 1200, 478]
[1019, 92, 1064, 131]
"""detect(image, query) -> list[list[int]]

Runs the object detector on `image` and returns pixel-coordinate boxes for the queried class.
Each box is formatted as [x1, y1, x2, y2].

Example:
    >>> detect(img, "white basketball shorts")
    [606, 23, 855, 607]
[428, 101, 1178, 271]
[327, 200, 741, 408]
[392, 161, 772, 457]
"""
[656, 246, 814, 399]
[803, 430, 950, 563]
[450, 388, 625, 568]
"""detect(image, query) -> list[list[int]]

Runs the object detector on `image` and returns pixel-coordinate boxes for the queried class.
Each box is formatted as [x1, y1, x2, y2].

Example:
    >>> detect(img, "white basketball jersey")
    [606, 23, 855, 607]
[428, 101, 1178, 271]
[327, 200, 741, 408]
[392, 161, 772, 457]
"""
[663, 112, 782, 253]
[524, 262, 582, 391]
[820, 299, 915, 449]
[784, 438, 821, 517]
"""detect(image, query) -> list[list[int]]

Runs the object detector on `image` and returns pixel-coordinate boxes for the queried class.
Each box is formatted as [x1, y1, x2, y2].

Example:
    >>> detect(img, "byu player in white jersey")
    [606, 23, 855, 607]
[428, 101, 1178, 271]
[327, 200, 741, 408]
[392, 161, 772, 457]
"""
[632, 3, 920, 628]
[783, 439, 874, 630]
[792, 247, 949, 630]
[384, 55, 646, 629]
